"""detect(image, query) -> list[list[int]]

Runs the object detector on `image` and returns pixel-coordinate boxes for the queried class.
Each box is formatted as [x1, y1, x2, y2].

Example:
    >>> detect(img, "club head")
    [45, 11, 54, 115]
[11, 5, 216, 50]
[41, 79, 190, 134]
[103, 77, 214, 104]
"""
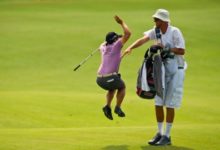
[73, 65, 80, 71]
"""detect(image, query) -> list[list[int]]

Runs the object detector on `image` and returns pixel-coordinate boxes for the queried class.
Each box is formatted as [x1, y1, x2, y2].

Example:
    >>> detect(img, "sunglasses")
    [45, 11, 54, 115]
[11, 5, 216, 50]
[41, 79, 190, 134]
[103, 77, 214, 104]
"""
[154, 18, 161, 22]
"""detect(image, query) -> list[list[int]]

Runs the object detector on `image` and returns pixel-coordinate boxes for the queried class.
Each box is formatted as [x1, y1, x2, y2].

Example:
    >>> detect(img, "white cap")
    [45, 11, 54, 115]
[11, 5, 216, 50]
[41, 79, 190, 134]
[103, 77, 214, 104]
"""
[152, 9, 170, 22]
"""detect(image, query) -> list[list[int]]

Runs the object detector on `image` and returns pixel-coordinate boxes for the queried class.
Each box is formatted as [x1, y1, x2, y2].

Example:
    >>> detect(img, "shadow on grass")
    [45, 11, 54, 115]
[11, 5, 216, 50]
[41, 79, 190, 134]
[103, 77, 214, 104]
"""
[102, 145, 129, 150]
[141, 145, 194, 150]
[102, 145, 193, 150]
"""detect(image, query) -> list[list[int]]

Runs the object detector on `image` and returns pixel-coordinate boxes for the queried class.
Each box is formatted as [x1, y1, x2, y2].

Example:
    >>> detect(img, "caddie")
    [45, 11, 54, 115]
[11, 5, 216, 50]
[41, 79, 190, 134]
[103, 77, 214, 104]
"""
[123, 9, 186, 146]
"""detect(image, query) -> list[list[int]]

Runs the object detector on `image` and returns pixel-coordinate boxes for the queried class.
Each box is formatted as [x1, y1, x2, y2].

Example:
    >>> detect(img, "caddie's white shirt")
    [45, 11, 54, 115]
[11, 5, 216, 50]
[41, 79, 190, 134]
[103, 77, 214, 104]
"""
[144, 25, 186, 108]
[144, 25, 185, 67]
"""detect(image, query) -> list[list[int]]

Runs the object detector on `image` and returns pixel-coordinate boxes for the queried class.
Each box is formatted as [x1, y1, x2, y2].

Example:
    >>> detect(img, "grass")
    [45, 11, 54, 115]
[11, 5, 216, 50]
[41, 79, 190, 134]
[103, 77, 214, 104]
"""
[0, 125, 219, 150]
[0, 0, 220, 150]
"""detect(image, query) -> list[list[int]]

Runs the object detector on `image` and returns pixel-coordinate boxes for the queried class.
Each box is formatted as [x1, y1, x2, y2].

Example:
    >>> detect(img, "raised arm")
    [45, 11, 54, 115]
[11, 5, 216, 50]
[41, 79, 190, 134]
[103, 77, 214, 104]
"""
[114, 15, 131, 45]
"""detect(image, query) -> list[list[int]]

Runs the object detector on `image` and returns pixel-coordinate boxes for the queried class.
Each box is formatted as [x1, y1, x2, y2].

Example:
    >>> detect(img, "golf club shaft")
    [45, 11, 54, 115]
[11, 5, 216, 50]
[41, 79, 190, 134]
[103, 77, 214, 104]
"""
[73, 48, 99, 71]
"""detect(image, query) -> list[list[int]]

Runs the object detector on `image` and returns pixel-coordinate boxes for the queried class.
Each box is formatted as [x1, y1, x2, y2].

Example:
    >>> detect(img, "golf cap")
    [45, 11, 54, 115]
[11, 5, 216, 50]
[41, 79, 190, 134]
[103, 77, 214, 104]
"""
[105, 32, 121, 44]
[152, 9, 170, 22]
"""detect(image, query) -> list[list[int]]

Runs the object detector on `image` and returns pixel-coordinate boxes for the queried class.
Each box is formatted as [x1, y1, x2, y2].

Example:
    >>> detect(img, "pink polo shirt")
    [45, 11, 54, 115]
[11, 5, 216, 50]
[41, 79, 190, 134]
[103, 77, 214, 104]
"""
[97, 39, 123, 75]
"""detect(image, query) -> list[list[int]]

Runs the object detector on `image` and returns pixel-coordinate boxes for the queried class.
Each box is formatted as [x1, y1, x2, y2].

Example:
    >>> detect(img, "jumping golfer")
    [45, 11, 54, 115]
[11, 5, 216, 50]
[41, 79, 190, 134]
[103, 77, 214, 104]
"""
[96, 15, 131, 120]
[123, 9, 186, 145]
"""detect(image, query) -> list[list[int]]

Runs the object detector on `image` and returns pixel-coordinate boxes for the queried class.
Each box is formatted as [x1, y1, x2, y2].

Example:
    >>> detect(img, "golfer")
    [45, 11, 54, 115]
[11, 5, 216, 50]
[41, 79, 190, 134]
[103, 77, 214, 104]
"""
[96, 15, 131, 120]
[123, 9, 186, 145]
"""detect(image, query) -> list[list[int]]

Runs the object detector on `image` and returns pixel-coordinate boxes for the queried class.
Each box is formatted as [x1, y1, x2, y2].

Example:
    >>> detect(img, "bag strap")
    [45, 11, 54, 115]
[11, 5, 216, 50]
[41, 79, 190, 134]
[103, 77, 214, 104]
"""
[155, 27, 162, 44]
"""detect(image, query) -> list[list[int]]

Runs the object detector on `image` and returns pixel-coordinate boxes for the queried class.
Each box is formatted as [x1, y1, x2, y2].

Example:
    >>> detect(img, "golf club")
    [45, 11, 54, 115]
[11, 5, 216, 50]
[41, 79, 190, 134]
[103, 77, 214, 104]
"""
[73, 48, 99, 71]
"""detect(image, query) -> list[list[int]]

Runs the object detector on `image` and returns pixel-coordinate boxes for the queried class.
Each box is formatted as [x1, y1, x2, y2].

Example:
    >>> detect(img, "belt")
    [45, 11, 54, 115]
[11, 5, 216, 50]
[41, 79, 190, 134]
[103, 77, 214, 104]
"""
[97, 72, 118, 77]
[178, 66, 184, 69]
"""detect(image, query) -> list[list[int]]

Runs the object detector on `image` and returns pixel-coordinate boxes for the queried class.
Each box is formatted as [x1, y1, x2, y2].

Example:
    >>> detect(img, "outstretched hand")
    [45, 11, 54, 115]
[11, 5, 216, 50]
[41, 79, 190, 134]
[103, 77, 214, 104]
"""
[120, 48, 132, 59]
[114, 15, 123, 24]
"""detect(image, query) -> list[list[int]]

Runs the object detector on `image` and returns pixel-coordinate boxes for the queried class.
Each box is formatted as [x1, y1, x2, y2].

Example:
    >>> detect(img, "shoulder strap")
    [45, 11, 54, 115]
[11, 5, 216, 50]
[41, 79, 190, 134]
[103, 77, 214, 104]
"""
[155, 27, 162, 44]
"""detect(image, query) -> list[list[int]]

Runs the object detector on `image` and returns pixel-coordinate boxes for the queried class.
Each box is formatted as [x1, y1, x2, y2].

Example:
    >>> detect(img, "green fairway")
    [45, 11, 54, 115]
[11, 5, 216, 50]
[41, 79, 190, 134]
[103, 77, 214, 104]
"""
[0, 0, 220, 150]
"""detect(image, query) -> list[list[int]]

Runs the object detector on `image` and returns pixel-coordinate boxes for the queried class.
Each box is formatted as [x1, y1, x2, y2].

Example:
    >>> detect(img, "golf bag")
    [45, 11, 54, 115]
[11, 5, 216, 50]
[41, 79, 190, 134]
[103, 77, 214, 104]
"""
[136, 45, 164, 99]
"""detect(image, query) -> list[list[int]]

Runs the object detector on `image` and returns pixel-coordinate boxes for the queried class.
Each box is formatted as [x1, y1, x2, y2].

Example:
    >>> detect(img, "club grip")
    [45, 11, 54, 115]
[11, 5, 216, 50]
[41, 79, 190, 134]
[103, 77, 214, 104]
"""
[73, 65, 80, 71]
